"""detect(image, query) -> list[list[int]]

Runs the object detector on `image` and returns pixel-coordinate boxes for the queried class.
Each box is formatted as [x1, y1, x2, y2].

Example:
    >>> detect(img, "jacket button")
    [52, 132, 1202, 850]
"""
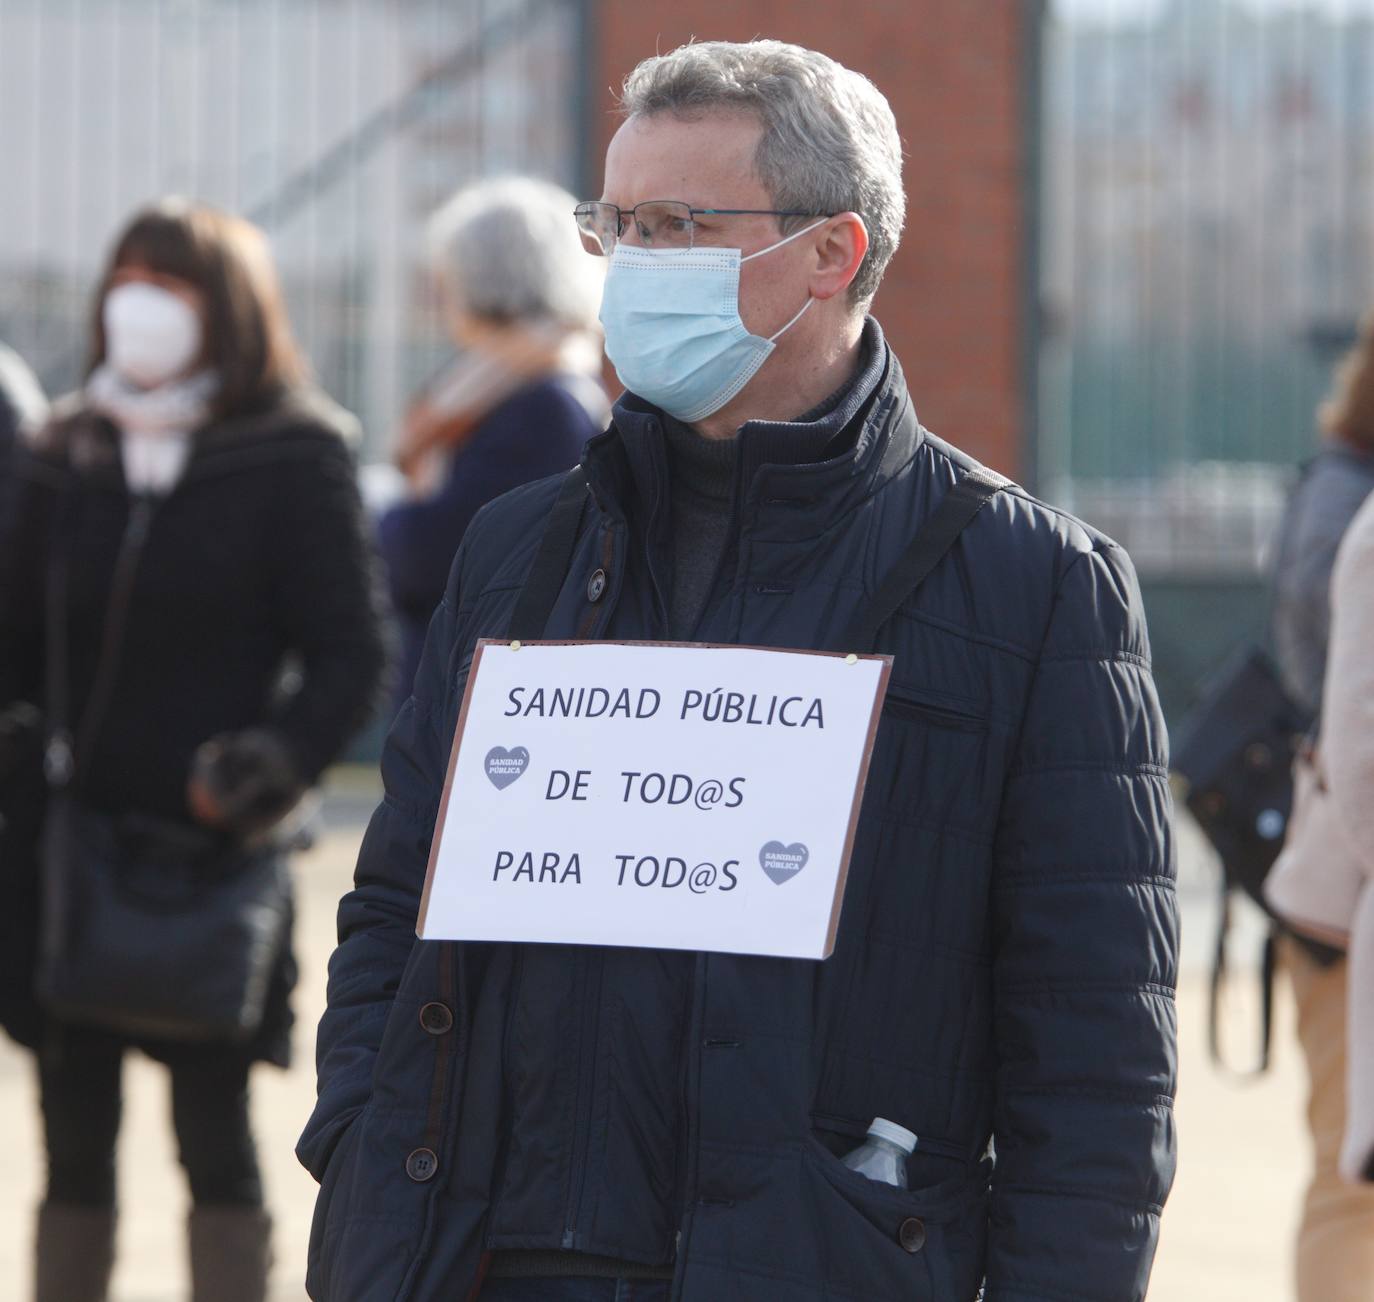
[418, 1002, 453, 1035]
[586, 568, 607, 602]
[405, 1147, 438, 1182]
[897, 1216, 926, 1253]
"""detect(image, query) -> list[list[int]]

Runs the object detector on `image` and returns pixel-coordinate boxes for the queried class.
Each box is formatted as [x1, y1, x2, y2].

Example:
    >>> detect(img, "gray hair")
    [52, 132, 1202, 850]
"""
[619, 40, 905, 305]
[427, 175, 603, 327]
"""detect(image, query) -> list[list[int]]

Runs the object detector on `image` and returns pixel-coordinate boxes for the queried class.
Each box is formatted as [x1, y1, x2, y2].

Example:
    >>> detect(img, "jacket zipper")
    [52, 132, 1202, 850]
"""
[644, 460, 672, 633]
[561, 506, 622, 1247]
[669, 953, 709, 1299]
[685, 453, 749, 643]
[561, 949, 606, 1248]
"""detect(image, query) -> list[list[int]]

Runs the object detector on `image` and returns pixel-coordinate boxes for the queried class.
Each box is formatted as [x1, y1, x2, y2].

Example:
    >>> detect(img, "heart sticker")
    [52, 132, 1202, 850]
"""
[485, 746, 530, 790]
[759, 841, 809, 886]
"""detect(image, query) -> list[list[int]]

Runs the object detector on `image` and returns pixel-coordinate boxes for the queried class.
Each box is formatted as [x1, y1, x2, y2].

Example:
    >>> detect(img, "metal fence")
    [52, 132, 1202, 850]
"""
[0, 0, 590, 454]
[1041, 0, 1374, 576]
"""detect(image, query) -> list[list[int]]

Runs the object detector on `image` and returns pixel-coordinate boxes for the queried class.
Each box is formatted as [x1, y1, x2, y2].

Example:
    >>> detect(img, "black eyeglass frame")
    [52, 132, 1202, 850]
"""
[573, 200, 835, 253]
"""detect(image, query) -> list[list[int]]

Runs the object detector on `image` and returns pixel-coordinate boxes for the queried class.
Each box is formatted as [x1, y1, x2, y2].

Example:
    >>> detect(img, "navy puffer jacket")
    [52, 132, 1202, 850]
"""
[299, 330, 1177, 1302]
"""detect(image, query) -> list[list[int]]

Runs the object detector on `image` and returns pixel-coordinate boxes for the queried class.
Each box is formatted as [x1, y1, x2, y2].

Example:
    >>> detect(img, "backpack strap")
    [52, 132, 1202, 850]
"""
[506, 466, 591, 641]
[841, 466, 1008, 654]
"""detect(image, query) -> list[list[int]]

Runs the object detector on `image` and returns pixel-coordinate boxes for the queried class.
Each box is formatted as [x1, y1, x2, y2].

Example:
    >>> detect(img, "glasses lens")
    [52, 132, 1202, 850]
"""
[574, 203, 617, 256]
[633, 201, 695, 250]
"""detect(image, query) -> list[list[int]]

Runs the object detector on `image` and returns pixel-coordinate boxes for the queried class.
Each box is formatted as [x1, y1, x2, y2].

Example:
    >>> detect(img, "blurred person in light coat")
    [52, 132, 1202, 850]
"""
[1267, 488, 1374, 1298]
[377, 176, 608, 714]
[1266, 318, 1374, 1301]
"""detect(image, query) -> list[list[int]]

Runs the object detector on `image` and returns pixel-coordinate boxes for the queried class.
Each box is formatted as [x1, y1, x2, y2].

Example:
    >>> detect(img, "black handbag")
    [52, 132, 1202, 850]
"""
[1172, 644, 1308, 915]
[37, 494, 292, 1042]
[1172, 642, 1341, 1074]
[37, 800, 290, 1041]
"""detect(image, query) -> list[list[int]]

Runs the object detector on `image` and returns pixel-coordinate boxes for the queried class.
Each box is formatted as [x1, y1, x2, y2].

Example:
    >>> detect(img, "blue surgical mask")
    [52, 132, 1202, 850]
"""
[598, 219, 826, 423]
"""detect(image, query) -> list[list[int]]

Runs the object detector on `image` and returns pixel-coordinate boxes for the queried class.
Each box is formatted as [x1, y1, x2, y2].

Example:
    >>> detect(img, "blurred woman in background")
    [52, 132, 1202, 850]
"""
[378, 176, 607, 711]
[0, 199, 386, 1302]
[1267, 317, 1374, 1299]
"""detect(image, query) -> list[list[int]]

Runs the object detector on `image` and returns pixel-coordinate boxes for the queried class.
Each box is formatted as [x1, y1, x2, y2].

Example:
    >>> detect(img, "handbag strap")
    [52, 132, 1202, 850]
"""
[1206, 876, 1277, 1077]
[43, 502, 74, 788]
[45, 491, 158, 792]
[841, 466, 1008, 654]
[506, 466, 590, 641]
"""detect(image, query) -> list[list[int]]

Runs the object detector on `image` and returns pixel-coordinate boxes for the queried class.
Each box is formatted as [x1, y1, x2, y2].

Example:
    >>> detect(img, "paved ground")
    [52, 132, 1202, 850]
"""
[0, 772, 1309, 1300]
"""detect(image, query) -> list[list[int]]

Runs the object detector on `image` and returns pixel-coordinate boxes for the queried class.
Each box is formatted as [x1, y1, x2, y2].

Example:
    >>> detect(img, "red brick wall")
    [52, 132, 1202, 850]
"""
[586, 0, 1032, 476]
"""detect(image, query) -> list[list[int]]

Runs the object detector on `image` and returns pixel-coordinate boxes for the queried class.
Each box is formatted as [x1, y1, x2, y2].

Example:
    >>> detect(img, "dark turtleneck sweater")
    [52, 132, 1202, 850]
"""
[661, 324, 884, 639]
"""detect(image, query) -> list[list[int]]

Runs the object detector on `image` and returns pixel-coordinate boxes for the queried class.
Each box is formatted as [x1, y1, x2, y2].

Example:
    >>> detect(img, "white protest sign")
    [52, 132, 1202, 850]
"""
[417, 640, 891, 959]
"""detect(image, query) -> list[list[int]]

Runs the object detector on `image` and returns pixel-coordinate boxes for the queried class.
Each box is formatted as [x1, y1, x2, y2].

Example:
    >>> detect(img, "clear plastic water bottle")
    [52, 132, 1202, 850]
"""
[841, 1117, 918, 1188]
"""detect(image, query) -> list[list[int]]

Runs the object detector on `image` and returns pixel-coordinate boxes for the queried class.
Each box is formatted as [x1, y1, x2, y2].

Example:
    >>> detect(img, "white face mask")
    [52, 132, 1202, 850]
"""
[102, 282, 203, 389]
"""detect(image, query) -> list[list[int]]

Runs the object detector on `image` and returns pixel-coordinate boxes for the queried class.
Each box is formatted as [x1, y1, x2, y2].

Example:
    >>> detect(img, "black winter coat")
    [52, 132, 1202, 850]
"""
[299, 328, 1178, 1301]
[0, 388, 387, 1063]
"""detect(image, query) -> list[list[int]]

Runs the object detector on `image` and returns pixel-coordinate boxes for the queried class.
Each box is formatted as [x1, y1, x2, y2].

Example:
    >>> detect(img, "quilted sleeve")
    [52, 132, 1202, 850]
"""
[266, 432, 389, 783]
[295, 555, 464, 1181]
[984, 537, 1179, 1302]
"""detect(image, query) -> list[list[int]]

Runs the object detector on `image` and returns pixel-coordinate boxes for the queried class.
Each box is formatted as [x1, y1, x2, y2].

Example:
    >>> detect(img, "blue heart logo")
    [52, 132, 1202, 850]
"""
[759, 841, 809, 885]
[485, 746, 529, 790]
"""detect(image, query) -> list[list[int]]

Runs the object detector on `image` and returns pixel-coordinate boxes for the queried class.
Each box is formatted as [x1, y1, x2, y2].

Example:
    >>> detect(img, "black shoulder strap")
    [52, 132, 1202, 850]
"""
[1207, 877, 1277, 1077]
[44, 491, 158, 791]
[842, 466, 1008, 653]
[506, 466, 591, 641]
[43, 507, 74, 788]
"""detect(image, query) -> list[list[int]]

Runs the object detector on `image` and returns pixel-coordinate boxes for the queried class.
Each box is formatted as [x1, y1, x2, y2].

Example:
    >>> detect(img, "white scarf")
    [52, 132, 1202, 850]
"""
[86, 363, 219, 494]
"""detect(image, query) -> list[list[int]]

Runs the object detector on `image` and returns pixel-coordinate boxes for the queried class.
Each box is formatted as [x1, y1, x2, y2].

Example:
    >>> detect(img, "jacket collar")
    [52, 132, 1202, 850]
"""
[582, 317, 924, 535]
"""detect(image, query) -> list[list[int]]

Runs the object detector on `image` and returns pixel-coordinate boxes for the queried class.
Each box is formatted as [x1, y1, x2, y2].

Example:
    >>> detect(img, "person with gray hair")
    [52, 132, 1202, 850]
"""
[378, 175, 608, 712]
[302, 39, 1176, 1302]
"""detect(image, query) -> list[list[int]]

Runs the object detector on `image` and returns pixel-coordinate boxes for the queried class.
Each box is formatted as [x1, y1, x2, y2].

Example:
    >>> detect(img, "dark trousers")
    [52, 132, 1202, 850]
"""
[38, 1023, 263, 1207]
[480, 1281, 671, 1302]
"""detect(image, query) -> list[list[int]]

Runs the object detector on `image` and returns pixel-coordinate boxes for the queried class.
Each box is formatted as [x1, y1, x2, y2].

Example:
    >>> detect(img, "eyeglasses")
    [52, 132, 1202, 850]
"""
[573, 200, 833, 256]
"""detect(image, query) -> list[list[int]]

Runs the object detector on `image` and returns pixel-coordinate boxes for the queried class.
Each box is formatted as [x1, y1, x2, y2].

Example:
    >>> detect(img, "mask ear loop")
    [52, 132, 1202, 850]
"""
[740, 217, 830, 264]
[767, 295, 815, 343]
[742, 217, 828, 345]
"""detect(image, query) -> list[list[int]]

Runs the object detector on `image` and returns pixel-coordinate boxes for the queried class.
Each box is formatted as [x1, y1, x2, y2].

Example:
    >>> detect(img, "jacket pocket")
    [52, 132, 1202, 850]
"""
[811, 1112, 971, 1178]
[882, 689, 988, 734]
[869, 687, 992, 831]
[305, 1104, 369, 1300]
[803, 1136, 989, 1302]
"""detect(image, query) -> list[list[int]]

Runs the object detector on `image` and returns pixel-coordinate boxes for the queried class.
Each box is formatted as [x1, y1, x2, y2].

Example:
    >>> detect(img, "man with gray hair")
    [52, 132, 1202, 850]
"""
[301, 39, 1177, 1302]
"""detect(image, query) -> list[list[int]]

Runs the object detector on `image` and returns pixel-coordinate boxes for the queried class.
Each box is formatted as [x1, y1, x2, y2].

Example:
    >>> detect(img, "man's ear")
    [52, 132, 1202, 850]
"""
[808, 213, 869, 302]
